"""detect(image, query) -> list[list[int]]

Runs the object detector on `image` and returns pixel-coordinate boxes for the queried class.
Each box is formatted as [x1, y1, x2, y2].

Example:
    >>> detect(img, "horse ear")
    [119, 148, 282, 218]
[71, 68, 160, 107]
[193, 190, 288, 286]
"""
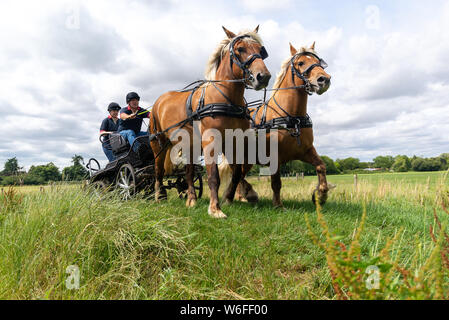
[289, 42, 297, 56]
[254, 25, 259, 33]
[310, 41, 316, 50]
[222, 26, 236, 39]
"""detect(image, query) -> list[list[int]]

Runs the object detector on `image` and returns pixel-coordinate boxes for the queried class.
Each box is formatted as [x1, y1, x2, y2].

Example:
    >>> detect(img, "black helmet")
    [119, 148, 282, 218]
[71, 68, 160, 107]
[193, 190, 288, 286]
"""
[107, 102, 121, 111]
[126, 92, 140, 104]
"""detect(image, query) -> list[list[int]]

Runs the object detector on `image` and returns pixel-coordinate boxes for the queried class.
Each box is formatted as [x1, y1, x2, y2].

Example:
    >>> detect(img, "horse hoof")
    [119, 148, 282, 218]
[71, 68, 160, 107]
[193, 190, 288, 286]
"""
[208, 207, 227, 219]
[186, 197, 197, 208]
[312, 191, 327, 206]
[273, 202, 284, 209]
[222, 200, 231, 206]
[237, 196, 248, 202]
[246, 195, 259, 203]
[245, 189, 259, 203]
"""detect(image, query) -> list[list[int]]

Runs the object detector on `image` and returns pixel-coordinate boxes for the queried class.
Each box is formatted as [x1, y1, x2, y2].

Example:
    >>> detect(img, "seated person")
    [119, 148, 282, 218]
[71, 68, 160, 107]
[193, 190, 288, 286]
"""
[118, 92, 151, 151]
[100, 102, 121, 161]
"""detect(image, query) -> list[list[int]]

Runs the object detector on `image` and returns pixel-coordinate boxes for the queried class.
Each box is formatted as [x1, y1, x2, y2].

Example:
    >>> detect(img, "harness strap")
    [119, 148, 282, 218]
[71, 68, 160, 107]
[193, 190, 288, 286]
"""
[192, 103, 250, 121]
[186, 89, 195, 118]
[262, 114, 312, 130]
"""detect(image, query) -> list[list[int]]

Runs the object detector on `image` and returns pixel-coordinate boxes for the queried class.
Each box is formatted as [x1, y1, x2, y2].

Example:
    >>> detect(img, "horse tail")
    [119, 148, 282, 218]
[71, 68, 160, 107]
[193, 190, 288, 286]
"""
[218, 155, 232, 194]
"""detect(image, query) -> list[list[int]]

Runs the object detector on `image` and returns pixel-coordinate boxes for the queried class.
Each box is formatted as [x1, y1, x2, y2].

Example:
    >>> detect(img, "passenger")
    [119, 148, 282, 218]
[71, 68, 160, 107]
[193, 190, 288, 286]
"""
[100, 102, 121, 162]
[118, 92, 150, 150]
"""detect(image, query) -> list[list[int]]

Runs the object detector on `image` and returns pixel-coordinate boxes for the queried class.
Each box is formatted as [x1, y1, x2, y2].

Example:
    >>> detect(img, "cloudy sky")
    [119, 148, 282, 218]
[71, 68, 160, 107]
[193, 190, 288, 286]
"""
[1, 0, 448, 170]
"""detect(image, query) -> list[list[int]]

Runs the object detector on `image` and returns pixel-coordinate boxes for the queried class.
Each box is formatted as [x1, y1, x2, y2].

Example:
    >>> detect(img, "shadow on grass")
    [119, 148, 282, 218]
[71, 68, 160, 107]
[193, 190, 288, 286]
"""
[216, 197, 365, 219]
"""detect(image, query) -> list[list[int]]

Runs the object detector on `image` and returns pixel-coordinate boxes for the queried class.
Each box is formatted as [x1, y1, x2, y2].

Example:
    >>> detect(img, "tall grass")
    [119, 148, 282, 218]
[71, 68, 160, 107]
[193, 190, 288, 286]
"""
[0, 186, 195, 299]
[0, 171, 448, 299]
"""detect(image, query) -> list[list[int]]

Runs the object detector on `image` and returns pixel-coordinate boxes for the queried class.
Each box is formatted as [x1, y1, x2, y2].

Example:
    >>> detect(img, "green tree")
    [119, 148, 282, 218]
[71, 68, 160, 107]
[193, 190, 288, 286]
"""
[438, 154, 449, 170]
[28, 163, 62, 183]
[373, 156, 394, 169]
[336, 157, 361, 171]
[411, 157, 425, 171]
[392, 155, 411, 172]
[62, 155, 88, 181]
[412, 157, 442, 172]
[2, 157, 23, 176]
[321, 156, 339, 174]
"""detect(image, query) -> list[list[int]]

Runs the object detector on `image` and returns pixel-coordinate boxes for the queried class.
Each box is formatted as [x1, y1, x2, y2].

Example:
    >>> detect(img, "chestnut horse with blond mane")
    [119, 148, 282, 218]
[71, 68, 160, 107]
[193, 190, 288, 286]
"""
[220, 42, 332, 207]
[149, 26, 271, 218]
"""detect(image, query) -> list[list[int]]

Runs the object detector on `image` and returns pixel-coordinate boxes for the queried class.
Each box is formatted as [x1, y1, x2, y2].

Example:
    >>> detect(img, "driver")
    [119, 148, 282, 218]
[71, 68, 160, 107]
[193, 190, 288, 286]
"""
[118, 92, 150, 150]
[100, 102, 121, 161]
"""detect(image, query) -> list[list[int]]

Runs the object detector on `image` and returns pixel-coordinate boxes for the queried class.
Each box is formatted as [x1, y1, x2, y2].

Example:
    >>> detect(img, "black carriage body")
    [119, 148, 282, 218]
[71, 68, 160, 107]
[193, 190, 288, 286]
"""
[90, 134, 154, 185]
[87, 133, 203, 199]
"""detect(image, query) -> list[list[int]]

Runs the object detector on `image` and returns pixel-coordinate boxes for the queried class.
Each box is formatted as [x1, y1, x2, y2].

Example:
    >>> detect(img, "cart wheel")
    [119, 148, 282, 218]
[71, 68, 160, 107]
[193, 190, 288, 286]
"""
[87, 158, 101, 178]
[177, 172, 203, 199]
[116, 163, 136, 200]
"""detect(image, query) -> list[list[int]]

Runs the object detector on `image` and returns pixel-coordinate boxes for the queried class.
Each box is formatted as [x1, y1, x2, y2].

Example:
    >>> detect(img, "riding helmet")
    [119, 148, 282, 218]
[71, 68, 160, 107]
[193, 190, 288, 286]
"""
[107, 102, 121, 111]
[126, 92, 140, 104]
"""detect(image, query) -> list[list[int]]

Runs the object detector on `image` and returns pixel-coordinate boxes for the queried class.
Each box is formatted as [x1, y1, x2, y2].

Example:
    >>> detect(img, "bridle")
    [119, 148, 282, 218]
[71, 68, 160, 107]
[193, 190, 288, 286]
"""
[228, 35, 269, 88]
[289, 51, 328, 95]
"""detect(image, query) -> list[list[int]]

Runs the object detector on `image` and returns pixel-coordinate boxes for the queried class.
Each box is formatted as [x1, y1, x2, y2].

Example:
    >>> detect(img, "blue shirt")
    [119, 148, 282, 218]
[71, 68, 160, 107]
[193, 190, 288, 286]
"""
[118, 106, 150, 134]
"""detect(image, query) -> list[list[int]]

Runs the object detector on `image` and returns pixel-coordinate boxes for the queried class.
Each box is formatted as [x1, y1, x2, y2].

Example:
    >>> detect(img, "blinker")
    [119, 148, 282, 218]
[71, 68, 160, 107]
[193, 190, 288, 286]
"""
[319, 59, 328, 69]
[260, 46, 269, 60]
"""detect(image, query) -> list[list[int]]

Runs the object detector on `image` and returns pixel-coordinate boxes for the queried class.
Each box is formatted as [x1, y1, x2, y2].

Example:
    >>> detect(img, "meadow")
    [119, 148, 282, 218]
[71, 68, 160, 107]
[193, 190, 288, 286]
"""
[0, 171, 448, 299]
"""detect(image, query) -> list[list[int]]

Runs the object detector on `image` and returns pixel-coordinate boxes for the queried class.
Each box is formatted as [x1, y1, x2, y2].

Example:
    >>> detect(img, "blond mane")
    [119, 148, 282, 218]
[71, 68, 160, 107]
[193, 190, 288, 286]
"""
[204, 30, 263, 80]
[271, 46, 317, 97]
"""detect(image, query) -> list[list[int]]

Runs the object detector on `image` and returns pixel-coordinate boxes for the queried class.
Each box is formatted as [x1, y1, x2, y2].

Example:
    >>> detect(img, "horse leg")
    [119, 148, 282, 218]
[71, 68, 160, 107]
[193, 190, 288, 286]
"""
[302, 146, 329, 205]
[223, 163, 242, 205]
[185, 163, 197, 208]
[150, 137, 167, 201]
[271, 165, 283, 208]
[206, 163, 226, 219]
[236, 164, 259, 203]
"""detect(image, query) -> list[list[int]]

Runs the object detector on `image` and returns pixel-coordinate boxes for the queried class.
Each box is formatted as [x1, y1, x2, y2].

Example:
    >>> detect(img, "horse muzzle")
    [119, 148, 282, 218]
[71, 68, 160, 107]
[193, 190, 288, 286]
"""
[315, 76, 331, 95]
[250, 71, 271, 91]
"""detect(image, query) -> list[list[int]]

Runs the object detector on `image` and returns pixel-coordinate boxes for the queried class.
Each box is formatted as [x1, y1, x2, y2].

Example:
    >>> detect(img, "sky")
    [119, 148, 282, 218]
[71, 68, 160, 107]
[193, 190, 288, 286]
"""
[1, 0, 449, 170]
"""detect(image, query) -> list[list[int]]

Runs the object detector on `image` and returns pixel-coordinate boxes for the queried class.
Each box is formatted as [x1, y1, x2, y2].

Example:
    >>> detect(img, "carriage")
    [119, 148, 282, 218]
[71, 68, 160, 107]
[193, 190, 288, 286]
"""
[85, 133, 203, 200]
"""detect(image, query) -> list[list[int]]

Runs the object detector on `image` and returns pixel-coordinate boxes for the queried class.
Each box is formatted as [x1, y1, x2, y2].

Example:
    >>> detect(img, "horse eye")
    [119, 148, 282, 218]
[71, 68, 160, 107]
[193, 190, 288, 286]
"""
[298, 61, 304, 67]
[237, 47, 246, 54]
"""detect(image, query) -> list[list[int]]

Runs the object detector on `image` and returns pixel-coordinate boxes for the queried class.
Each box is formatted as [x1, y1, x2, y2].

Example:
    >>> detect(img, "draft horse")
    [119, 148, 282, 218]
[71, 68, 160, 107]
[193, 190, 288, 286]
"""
[150, 26, 271, 218]
[221, 42, 332, 207]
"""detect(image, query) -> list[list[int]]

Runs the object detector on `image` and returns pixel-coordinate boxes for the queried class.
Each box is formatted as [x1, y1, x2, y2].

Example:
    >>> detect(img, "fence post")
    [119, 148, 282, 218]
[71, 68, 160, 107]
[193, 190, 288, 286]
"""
[354, 174, 358, 189]
[301, 172, 305, 180]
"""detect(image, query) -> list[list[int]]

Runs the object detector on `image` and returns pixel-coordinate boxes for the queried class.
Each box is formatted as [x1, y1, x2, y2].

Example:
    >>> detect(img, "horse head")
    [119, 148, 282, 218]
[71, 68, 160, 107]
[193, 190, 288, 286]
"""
[289, 42, 331, 95]
[221, 26, 271, 90]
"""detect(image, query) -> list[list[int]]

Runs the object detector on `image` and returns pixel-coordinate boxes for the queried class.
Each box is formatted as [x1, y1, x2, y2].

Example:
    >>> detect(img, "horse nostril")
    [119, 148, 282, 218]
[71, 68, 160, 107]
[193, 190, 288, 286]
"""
[257, 73, 271, 84]
[318, 76, 330, 84]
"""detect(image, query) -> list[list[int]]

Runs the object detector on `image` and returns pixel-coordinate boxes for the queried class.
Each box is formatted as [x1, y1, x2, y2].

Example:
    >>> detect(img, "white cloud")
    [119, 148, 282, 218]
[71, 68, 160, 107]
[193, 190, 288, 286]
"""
[240, 0, 293, 12]
[0, 0, 448, 171]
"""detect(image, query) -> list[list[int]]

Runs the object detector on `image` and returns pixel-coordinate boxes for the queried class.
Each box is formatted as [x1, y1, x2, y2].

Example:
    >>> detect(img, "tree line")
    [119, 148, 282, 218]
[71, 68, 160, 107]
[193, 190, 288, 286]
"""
[251, 153, 449, 176]
[1, 153, 448, 185]
[0, 155, 88, 186]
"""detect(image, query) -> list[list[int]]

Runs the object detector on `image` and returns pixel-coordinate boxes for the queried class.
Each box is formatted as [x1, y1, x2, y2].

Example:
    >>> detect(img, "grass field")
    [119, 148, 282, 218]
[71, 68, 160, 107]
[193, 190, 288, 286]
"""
[1, 171, 448, 299]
